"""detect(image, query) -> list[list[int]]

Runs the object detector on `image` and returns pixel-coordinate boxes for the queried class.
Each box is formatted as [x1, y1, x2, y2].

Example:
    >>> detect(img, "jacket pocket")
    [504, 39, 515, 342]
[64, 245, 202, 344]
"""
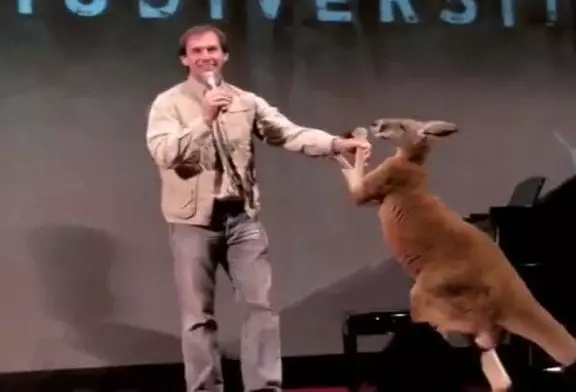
[221, 103, 254, 130]
[160, 169, 199, 219]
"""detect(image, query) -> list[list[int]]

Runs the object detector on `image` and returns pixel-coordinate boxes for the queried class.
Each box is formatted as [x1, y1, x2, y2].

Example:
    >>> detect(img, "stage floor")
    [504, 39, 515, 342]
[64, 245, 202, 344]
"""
[0, 355, 571, 392]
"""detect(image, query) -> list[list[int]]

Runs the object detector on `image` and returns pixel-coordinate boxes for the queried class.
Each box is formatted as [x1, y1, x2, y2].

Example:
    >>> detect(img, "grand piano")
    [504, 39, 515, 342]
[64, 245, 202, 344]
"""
[466, 174, 576, 368]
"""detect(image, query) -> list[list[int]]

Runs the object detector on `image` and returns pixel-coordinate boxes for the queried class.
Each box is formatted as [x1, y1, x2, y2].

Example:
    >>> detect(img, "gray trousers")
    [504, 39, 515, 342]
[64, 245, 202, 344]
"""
[168, 203, 281, 392]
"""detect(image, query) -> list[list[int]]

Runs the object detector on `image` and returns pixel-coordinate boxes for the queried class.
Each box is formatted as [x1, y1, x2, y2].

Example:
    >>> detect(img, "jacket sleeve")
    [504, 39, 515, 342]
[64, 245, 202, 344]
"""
[251, 94, 337, 157]
[146, 95, 212, 169]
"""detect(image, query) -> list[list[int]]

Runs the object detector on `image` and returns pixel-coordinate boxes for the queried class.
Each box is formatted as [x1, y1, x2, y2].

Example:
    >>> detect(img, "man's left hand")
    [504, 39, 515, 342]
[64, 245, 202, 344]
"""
[332, 137, 372, 163]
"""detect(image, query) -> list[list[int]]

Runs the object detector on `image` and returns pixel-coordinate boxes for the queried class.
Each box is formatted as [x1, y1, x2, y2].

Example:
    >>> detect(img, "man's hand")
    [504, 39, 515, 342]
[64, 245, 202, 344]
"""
[332, 137, 372, 163]
[202, 88, 233, 124]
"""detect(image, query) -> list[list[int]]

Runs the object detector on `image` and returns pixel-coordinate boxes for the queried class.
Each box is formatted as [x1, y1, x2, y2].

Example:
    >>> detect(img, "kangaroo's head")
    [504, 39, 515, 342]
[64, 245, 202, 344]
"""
[370, 118, 458, 164]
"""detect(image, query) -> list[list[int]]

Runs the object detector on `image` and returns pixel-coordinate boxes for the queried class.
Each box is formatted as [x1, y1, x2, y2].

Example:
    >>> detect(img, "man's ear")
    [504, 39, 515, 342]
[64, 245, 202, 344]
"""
[418, 121, 458, 138]
[180, 55, 189, 67]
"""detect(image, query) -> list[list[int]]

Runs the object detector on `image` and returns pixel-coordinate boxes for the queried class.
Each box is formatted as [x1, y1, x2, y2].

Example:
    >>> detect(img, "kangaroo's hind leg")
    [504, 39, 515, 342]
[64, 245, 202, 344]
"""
[411, 283, 512, 391]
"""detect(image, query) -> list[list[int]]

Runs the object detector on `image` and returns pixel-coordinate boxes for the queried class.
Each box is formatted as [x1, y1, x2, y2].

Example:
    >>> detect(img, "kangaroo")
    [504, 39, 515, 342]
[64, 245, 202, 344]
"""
[334, 118, 576, 391]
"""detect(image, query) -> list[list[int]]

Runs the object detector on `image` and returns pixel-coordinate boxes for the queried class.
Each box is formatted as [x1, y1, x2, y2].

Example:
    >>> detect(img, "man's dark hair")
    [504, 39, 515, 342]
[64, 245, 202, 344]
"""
[178, 24, 230, 56]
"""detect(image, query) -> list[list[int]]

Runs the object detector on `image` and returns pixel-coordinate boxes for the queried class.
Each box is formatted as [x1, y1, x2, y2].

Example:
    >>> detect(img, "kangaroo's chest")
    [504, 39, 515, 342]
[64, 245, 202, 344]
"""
[379, 199, 431, 276]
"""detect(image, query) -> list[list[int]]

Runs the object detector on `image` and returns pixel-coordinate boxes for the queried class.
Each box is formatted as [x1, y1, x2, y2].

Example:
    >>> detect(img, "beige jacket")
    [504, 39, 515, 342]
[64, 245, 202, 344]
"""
[146, 78, 337, 225]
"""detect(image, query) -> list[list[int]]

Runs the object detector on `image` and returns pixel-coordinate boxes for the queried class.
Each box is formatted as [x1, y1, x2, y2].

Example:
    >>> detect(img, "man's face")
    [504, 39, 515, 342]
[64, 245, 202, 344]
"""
[180, 31, 229, 79]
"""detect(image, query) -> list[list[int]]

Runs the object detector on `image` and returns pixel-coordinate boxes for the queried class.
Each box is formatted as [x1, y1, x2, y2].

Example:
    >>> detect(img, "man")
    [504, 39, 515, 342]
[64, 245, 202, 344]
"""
[145, 24, 371, 392]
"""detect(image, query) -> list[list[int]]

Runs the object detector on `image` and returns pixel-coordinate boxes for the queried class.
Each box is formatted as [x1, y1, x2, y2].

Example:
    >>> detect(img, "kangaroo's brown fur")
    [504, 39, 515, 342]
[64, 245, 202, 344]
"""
[334, 118, 576, 391]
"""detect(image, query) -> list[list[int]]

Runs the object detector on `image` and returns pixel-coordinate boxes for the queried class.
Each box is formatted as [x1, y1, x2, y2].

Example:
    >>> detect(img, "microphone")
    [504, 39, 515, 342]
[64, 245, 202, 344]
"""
[203, 71, 218, 90]
[202, 71, 228, 114]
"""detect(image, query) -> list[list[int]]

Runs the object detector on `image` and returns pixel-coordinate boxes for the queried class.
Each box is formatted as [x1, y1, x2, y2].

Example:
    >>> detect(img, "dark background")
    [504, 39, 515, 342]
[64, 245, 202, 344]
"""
[1, 0, 576, 373]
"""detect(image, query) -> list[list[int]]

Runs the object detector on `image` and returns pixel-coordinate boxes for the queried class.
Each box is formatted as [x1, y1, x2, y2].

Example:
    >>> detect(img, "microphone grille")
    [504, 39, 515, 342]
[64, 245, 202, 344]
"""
[203, 71, 217, 89]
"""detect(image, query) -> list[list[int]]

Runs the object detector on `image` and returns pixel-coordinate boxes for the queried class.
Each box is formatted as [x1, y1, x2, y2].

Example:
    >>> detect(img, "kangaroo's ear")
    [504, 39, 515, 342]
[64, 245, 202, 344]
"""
[418, 121, 458, 138]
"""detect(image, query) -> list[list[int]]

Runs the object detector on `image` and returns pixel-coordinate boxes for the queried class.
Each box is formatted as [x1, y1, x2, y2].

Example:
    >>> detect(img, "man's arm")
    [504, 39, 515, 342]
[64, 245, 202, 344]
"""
[146, 95, 213, 169]
[251, 94, 337, 156]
